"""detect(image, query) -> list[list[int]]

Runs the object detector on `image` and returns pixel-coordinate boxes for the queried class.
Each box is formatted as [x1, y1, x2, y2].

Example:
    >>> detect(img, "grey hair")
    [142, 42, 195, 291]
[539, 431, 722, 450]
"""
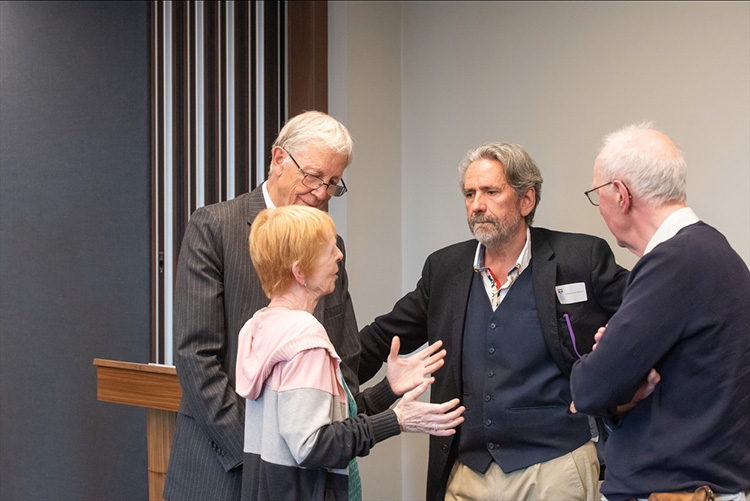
[272, 110, 354, 166]
[597, 121, 687, 205]
[458, 142, 543, 225]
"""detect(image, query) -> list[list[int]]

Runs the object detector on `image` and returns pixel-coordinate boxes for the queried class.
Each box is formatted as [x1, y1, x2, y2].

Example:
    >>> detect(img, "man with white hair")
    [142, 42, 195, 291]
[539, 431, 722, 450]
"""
[570, 123, 750, 501]
[164, 111, 442, 500]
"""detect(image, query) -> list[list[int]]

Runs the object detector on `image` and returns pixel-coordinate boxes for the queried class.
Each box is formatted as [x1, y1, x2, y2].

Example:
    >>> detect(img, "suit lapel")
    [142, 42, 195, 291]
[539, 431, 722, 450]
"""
[236, 186, 271, 322]
[245, 185, 268, 226]
[444, 245, 476, 401]
[530, 228, 567, 371]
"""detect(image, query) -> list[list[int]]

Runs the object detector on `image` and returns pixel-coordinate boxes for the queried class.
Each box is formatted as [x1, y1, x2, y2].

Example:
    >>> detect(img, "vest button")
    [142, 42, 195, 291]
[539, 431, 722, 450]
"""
[487, 442, 495, 450]
[485, 419, 492, 426]
[488, 347, 495, 354]
[484, 395, 491, 402]
[488, 371, 494, 378]
[490, 323, 496, 329]
[441, 444, 449, 453]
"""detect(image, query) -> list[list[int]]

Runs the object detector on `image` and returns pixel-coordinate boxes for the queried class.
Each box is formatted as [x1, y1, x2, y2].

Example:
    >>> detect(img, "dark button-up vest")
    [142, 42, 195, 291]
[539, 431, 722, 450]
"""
[457, 264, 591, 473]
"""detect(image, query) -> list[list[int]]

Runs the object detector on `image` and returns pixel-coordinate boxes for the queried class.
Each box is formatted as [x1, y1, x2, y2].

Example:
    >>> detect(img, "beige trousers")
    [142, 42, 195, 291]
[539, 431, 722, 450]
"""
[445, 441, 600, 501]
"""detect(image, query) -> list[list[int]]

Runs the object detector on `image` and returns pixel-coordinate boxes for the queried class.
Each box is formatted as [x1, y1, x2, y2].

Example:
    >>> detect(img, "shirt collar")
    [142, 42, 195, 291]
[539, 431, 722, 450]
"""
[473, 227, 532, 277]
[261, 181, 275, 209]
[643, 207, 700, 255]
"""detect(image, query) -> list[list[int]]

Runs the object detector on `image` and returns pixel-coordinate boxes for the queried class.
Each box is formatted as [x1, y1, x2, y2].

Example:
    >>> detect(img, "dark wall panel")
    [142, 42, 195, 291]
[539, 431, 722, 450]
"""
[0, 1, 150, 499]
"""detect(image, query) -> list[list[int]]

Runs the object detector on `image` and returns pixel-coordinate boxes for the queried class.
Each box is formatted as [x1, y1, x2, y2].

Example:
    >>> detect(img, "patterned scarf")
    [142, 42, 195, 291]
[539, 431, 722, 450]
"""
[342, 378, 362, 501]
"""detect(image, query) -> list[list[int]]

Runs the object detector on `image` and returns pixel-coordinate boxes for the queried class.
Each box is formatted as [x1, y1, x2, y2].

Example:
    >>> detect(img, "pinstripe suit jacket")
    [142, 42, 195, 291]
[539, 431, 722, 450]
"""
[164, 187, 373, 500]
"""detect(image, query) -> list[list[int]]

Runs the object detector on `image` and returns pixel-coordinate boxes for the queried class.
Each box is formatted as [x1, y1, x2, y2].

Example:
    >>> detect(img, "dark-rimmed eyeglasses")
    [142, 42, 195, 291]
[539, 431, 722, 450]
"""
[584, 181, 632, 206]
[584, 182, 613, 206]
[284, 148, 348, 197]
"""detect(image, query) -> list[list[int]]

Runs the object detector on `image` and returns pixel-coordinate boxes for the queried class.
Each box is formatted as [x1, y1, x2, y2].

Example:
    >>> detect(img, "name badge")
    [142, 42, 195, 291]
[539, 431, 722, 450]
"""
[555, 282, 588, 304]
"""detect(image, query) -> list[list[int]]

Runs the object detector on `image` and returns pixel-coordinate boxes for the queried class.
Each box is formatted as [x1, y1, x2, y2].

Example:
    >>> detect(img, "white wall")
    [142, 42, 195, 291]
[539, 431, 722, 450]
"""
[329, 3, 408, 499]
[330, 2, 750, 499]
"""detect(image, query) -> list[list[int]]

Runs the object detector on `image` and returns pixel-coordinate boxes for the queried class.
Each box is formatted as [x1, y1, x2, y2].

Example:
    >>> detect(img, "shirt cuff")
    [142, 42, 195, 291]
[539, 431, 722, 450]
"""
[368, 410, 401, 444]
[367, 377, 400, 412]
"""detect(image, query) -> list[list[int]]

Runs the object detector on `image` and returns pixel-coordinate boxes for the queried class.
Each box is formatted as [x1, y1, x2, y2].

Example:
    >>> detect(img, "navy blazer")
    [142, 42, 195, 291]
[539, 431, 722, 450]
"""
[358, 227, 628, 500]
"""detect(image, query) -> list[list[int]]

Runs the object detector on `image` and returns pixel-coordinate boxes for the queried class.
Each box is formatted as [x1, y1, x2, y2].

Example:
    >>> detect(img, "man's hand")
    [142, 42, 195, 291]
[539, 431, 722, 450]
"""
[592, 325, 606, 351]
[570, 324, 661, 415]
[571, 368, 661, 414]
[386, 337, 446, 396]
[615, 368, 661, 413]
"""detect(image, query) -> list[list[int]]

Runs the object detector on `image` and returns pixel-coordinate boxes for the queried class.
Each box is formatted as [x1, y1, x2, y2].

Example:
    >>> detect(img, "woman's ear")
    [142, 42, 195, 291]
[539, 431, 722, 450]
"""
[291, 260, 306, 287]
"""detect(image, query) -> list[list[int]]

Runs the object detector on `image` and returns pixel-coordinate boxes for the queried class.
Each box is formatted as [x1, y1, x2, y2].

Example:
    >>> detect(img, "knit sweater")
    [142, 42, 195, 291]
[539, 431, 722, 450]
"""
[236, 308, 400, 501]
[570, 222, 750, 500]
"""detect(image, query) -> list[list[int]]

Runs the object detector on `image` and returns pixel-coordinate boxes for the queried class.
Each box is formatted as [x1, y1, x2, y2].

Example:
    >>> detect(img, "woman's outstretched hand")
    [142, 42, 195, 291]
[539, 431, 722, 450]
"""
[393, 381, 465, 436]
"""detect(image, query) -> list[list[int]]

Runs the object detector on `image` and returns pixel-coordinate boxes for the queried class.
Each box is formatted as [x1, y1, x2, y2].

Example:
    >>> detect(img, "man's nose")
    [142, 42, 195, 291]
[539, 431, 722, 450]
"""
[469, 193, 486, 212]
[310, 183, 329, 198]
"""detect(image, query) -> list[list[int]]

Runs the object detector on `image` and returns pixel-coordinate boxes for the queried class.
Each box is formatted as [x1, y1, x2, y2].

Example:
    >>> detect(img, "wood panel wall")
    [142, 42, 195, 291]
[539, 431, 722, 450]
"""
[150, 0, 327, 364]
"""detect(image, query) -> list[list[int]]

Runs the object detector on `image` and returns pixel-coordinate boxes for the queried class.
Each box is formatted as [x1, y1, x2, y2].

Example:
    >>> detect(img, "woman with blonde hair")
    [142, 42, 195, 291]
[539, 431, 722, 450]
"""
[236, 205, 464, 501]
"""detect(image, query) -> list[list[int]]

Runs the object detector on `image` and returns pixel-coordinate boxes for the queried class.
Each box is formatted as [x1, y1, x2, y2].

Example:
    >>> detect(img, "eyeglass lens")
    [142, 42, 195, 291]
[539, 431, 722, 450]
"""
[584, 181, 613, 206]
[286, 148, 347, 197]
[300, 174, 346, 197]
[587, 190, 600, 206]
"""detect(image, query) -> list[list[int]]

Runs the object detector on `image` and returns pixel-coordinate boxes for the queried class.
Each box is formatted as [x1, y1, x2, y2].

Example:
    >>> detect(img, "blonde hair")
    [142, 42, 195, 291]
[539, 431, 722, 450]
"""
[249, 206, 337, 298]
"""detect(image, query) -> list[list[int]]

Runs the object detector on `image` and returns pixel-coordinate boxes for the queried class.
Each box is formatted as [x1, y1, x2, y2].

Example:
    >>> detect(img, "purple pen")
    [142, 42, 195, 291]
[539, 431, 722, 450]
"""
[563, 313, 583, 359]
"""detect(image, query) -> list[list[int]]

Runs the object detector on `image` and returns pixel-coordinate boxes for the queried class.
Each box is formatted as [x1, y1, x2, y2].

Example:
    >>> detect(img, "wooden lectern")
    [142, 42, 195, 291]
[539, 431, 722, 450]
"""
[93, 358, 182, 501]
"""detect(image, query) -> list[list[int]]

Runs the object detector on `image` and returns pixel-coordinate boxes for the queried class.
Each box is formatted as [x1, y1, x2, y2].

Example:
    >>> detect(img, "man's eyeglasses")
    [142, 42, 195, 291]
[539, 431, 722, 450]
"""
[583, 182, 612, 206]
[584, 181, 631, 206]
[284, 149, 348, 197]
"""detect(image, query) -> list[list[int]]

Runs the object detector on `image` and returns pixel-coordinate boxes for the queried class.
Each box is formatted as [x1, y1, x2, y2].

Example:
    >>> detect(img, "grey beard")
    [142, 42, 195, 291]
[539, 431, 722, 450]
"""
[469, 214, 518, 248]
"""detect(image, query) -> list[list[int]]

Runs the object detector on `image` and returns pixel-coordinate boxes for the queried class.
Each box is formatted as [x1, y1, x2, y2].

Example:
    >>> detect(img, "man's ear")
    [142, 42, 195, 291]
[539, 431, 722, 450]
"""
[520, 187, 535, 218]
[269, 146, 286, 178]
[613, 180, 632, 211]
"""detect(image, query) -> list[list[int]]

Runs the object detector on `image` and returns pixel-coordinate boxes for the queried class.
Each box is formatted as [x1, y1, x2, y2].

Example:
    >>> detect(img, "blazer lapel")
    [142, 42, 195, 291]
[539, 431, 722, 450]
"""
[530, 228, 566, 369]
[246, 185, 268, 226]
[443, 246, 476, 401]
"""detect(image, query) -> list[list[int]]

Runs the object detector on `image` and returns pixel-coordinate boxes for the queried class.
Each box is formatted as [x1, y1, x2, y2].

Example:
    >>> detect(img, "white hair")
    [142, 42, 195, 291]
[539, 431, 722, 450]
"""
[597, 121, 687, 205]
[272, 110, 354, 166]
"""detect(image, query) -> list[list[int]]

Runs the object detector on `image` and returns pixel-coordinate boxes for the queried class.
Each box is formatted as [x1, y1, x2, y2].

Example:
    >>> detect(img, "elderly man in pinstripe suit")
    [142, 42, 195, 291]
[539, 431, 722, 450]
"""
[164, 111, 432, 500]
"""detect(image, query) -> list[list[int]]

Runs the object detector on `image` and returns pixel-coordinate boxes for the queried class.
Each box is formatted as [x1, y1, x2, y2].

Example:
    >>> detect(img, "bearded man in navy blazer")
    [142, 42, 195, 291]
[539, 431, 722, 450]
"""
[164, 111, 437, 500]
[359, 142, 629, 500]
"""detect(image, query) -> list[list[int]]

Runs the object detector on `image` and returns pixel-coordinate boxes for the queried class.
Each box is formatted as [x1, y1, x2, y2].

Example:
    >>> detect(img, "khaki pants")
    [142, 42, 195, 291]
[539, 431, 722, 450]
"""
[445, 441, 600, 501]
[604, 492, 750, 501]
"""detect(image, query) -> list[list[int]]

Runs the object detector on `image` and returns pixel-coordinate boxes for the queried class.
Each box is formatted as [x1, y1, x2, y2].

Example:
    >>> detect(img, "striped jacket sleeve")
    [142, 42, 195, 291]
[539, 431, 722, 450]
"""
[275, 348, 400, 470]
